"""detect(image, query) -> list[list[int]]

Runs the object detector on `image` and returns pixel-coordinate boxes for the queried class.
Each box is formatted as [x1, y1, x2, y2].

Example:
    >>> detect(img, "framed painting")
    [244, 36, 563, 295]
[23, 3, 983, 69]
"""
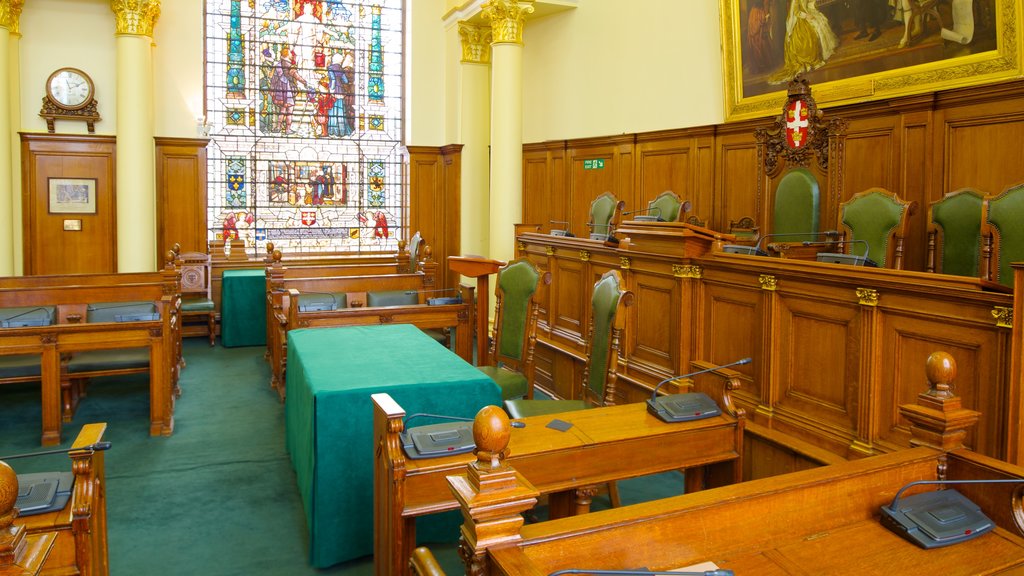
[720, 0, 1023, 121]
[48, 178, 97, 214]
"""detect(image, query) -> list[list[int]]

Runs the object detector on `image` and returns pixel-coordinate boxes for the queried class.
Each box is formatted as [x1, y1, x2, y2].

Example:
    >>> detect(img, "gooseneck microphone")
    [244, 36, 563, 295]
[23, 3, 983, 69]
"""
[880, 478, 1024, 549]
[296, 291, 339, 312]
[401, 412, 525, 460]
[549, 220, 575, 238]
[646, 358, 751, 423]
[722, 230, 837, 257]
[0, 306, 52, 328]
[621, 206, 663, 222]
[548, 568, 734, 576]
[1, 442, 112, 461]
[404, 288, 463, 305]
[808, 239, 877, 267]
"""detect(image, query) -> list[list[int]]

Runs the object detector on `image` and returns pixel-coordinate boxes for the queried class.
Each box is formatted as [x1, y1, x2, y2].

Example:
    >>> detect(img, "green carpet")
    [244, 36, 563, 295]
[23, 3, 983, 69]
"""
[0, 338, 683, 575]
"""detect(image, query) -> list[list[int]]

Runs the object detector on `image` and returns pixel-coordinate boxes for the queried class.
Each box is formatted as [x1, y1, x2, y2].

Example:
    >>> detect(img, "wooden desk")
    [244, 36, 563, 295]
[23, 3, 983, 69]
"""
[485, 447, 1024, 575]
[284, 325, 500, 568]
[372, 393, 744, 576]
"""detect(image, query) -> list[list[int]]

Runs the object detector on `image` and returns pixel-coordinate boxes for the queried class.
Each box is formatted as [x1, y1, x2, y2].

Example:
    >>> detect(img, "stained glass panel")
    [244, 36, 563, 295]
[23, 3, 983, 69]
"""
[205, 0, 404, 255]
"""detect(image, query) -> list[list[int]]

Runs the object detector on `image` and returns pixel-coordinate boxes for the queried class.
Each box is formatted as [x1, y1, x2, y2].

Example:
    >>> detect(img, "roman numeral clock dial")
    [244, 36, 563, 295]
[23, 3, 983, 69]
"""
[40, 67, 101, 133]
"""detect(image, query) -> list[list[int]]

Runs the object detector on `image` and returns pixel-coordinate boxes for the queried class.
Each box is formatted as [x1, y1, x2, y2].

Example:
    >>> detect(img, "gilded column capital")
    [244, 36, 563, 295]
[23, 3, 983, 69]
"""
[758, 274, 777, 291]
[856, 287, 879, 306]
[0, 0, 23, 33]
[992, 306, 1013, 329]
[481, 0, 534, 44]
[111, 0, 161, 37]
[458, 22, 492, 64]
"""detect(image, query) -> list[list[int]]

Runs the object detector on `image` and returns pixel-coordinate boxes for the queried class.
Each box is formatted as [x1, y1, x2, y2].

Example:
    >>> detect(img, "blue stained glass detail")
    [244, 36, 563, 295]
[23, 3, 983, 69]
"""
[369, 115, 383, 130]
[226, 157, 246, 208]
[368, 5, 383, 103]
[227, 0, 245, 97]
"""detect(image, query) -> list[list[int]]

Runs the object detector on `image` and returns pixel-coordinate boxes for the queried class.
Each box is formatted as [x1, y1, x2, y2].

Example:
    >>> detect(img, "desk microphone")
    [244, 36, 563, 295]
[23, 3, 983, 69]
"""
[0, 306, 52, 328]
[403, 288, 463, 305]
[808, 239, 877, 267]
[296, 291, 339, 312]
[622, 206, 663, 222]
[85, 302, 160, 322]
[401, 411, 524, 460]
[549, 220, 575, 238]
[722, 230, 839, 257]
[548, 568, 734, 575]
[646, 358, 751, 423]
[1, 442, 112, 461]
[880, 478, 1024, 549]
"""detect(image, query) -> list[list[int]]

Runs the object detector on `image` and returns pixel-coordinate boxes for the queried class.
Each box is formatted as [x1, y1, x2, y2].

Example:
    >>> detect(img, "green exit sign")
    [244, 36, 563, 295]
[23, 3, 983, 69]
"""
[583, 159, 605, 170]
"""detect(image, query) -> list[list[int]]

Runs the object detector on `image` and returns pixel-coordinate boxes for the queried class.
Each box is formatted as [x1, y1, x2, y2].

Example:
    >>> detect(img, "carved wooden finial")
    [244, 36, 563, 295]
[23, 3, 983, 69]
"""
[0, 461, 16, 531]
[272, 249, 282, 263]
[171, 242, 181, 255]
[472, 406, 511, 472]
[266, 242, 274, 255]
[398, 239, 407, 253]
[423, 245, 434, 261]
[164, 250, 176, 268]
[925, 351, 956, 399]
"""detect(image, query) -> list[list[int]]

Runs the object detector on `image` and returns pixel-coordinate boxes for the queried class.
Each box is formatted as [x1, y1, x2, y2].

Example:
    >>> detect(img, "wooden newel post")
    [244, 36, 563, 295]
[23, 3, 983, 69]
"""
[448, 406, 539, 576]
[900, 351, 980, 451]
[0, 460, 26, 567]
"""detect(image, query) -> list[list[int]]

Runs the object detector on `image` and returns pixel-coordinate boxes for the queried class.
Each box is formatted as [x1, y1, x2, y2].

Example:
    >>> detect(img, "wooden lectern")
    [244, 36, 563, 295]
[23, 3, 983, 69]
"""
[447, 255, 505, 364]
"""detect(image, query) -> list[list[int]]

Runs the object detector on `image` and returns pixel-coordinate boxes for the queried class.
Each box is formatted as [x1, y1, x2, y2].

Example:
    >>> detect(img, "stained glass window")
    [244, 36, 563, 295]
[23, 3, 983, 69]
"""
[204, 0, 404, 256]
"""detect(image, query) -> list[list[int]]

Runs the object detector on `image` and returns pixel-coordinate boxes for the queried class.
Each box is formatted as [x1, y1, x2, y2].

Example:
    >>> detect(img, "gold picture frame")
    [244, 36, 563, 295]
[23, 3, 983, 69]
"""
[48, 178, 97, 214]
[720, 0, 1023, 122]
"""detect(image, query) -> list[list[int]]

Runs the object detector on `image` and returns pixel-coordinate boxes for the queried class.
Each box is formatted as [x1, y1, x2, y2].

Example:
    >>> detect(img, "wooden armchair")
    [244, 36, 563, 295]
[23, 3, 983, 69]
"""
[640, 190, 689, 222]
[504, 269, 633, 418]
[982, 182, 1024, 287]
[834, 187, 914, 269]
[586, 192, 625, 241]
[926, 188, 985, 277]
[772, 167, 821, 243]
[476, 258, 550, 401]
[177, 251, 216, 345]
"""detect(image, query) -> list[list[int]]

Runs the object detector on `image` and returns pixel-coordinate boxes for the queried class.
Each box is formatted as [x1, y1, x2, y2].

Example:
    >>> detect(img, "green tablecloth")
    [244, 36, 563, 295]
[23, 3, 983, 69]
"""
[220, 268, 266, 347]
[284, 324, 501, 568]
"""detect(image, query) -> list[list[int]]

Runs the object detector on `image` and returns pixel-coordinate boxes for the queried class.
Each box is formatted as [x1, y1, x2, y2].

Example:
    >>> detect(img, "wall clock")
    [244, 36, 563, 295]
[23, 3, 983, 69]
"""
[39, 67, 101, 134]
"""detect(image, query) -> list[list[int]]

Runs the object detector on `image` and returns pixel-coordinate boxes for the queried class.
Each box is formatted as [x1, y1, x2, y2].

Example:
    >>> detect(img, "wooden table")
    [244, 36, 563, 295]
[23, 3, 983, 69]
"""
[373, 394, 744, 576]
[284, 324, 500, 568]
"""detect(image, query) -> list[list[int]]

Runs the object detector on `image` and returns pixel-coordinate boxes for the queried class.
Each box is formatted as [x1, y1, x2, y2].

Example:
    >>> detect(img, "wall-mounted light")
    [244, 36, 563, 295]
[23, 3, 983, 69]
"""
[196, 116, 211, 137]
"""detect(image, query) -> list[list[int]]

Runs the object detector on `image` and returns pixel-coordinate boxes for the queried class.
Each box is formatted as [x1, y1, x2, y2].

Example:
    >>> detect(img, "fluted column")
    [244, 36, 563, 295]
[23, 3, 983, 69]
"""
[482, 0, 532, 263]
[0, 1, 20, 276]
[111, 0, 160, 272]
[8, 1, 21, 275]
[457, 22, 491, 261]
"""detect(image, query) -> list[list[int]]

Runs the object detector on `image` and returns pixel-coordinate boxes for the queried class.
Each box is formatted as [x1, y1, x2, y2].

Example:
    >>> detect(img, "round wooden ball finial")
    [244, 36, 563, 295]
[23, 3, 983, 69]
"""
[272, 249, 283, 263]
[266, 242, 275, 254]
[473, 405, 511, 471]
[925, 351, 956, 398]
[0, 460, 18, 529]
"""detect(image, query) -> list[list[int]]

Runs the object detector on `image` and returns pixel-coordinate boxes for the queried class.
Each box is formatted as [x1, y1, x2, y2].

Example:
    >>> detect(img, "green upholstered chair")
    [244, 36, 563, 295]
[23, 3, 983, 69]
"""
[587, 192, 625, 240]
[504, 269, 633, 419]
[838, 187, 913, 269]
[644, 190, 688, 222]
[927, 188, 985, 277]
[177, 251, 217, 345]
[772, 167, 820, 242]
[982, 182, 1024, 287]
[477, 258, 550, 401]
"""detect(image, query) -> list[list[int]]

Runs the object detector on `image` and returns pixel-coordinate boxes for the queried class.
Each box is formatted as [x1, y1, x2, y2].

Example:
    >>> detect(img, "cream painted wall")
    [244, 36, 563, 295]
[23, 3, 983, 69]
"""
[154, 0, 205, 138]
[521, 0, 724, 142]
[19, 0, 117, 135]
[408, 0, 448, 145]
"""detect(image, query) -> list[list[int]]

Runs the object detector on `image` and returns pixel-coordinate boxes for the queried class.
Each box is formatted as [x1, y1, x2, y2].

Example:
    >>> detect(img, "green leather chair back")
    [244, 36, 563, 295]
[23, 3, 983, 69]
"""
[589, 193, 619, 236]
[367, 290, 417, 307]
[648, 191, 683, 222]
[494, 259, 541, 362]
[773, 168, 820, 242]
[987, 183, 1024, 286]
[407, 231, 423, 273]
[585, 271, 623, 398]
[931, 189, 984, 277]
[841, 189, 907, 268]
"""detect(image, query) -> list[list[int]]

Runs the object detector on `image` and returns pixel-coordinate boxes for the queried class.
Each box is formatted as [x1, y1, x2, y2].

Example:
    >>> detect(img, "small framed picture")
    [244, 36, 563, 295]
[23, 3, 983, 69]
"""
[48, 178, 96, 214]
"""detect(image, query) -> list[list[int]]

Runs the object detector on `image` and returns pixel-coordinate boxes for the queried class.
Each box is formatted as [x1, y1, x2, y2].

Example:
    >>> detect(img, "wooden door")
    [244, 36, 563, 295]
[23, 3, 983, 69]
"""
[21, 133, 116, 275]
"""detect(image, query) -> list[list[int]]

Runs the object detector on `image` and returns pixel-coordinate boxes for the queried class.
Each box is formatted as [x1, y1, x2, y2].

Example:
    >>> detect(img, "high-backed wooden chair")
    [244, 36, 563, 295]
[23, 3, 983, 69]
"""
[504, 269, 633, 418]
[586, 192, 625, 241]
[476, 258, 550, 401]
[982, 182, 1024, 287]
[645, 190, 688, 222]
[177, 251, 216, 345]
[926, 188, 985, 277]
[837, 187, 914, 269]
[773, 167, 820, 242]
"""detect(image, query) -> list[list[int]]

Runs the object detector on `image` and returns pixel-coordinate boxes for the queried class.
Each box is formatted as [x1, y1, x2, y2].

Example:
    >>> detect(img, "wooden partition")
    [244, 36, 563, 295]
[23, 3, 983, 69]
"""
[156, 137, 209, 259]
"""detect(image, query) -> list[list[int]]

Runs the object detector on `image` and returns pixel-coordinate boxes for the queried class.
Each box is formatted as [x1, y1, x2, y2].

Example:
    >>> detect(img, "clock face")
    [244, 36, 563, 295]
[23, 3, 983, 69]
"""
[47, 69, 92, 109]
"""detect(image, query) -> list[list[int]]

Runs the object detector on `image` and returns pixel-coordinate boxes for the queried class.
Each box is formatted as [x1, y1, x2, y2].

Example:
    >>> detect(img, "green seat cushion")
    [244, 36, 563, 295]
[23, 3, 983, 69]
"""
[504, 398, 588, 419]
[932, 191, 983, 277]
[0, 306, 56, 328]
[67, 348, 150, 373]
[366, 290, 418, 307]
[86, 302, 159, 323]
[0, 354, 42, 379]
[477, 365, 528, 400]
[773, 168, 820, 242]
[297, 292, 347, 312]
[181, 298, 215, 312]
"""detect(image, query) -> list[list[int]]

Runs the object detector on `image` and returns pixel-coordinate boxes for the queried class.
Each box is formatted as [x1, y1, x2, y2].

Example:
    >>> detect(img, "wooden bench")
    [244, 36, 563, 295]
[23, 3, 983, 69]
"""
[1, 423, 109, 576]
[371, 365, 745, 576]
[0, 262, 182, 444]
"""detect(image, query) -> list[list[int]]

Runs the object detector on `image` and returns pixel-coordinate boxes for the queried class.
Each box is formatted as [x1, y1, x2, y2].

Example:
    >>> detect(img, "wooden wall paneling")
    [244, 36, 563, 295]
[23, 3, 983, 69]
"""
[694, 132, 717, 228]
[624, 263, 680, 384]
[548, 247, 587, 350]
[155, 138, 208, 259]
[838, 116, 899, 214]
[405, 145, 462, 290]
[712, 130, 759, 232]
[896, 109, 933, 272]
[566, 135, 635, 237]
[699, 278, 763, 412]
[440, 145, 463, 290]
[21, 134, 117, 275]
[522, 141, 567, 232]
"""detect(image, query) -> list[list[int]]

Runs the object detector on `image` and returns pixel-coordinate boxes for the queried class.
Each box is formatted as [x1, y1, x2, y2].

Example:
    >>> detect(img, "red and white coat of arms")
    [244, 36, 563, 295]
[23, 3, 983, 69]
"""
[301, 210, 317, 226]
[785, 98, 810, 149]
